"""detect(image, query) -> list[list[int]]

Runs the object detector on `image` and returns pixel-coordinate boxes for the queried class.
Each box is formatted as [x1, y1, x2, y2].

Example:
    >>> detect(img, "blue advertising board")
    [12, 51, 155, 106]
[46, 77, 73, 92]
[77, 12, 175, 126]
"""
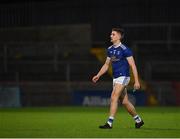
[72, 90, 147, 106]
[0, 86, 21, 107]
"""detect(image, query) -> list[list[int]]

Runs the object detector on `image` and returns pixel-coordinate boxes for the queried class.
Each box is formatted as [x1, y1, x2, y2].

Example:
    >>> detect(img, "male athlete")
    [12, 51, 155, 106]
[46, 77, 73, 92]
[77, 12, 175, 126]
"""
[92, 28, 144, 129]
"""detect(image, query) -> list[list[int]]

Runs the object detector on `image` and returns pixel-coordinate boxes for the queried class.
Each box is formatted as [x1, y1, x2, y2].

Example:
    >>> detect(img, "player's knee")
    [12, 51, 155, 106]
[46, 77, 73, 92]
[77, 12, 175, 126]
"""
[111, 95, 118, 103]
[122, 99, 129, 106]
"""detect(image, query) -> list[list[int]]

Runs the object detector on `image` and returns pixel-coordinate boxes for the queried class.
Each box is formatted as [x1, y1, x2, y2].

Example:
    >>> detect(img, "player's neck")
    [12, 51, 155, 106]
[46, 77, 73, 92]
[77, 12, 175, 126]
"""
[113, 41, 121, 48]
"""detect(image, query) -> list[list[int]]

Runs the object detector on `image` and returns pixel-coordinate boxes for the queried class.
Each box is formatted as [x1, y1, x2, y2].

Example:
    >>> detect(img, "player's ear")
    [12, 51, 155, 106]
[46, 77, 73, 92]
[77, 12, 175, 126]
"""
[119, 34, 121, 40]
[121, 34, 124, 39]
[120, 32, 124, 40]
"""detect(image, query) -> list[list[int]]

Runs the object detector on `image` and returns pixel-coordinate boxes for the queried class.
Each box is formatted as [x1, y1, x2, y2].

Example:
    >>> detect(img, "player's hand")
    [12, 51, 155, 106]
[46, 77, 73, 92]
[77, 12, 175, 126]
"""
[92, 75, 99, 83]
[133, 81, 140, 91]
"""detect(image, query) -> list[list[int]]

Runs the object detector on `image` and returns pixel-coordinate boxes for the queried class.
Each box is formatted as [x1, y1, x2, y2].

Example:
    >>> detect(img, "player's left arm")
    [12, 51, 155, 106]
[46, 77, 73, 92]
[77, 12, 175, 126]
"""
[127, 56, 140, 90]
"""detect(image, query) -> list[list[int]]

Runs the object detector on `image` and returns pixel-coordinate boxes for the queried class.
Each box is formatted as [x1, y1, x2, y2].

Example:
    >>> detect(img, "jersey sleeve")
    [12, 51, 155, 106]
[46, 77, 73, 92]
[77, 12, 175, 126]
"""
[123, 47, 133, 57]
[106, 49, 111, 58]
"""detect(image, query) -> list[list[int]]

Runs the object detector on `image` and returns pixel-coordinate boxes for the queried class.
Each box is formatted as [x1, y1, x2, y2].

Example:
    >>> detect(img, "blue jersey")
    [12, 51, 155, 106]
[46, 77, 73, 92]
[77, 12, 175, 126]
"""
[107, 44, 133, 78]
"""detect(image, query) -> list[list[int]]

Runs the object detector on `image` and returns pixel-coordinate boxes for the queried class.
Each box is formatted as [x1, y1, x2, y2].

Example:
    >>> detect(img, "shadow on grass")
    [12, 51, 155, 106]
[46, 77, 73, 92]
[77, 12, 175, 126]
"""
[137, 127, 180, 131]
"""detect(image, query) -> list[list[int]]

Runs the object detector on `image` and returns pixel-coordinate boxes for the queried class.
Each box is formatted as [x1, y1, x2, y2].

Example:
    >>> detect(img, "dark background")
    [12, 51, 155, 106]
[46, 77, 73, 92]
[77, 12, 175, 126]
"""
[0, 0, 179, 42]
[0, 0, 180, 107]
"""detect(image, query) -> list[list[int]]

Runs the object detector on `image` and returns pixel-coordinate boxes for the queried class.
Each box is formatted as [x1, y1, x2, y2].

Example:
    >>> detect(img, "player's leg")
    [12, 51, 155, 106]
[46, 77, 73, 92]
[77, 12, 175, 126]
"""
[109, 83, 125, 117]
[120, 88, 137, 116]
[99, 83, 125, 129]
[120, 88, 144, 128]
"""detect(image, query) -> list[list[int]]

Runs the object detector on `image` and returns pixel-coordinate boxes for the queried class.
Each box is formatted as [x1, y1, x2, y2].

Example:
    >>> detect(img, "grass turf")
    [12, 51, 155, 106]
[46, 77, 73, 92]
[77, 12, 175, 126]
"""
[0, 106, 180, 138]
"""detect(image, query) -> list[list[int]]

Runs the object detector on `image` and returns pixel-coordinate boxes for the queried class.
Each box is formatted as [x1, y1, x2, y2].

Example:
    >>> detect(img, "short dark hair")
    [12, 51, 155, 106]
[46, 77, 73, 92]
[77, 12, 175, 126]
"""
[112, 27, 125, 39]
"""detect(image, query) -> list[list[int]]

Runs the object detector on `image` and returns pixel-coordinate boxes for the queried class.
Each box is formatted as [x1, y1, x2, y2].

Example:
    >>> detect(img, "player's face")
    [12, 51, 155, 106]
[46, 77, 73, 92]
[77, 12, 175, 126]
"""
[110, 31, 121, 43]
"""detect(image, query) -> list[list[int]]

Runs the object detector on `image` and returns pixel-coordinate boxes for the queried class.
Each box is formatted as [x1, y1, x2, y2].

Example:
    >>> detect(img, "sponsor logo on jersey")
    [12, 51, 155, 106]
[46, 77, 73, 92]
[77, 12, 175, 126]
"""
[111, 56, 120, 62]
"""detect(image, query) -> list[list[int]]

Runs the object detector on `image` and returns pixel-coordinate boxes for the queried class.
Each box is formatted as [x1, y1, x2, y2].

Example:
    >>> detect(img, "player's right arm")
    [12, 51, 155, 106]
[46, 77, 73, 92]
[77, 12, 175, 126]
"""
[92, 57, 111, 83]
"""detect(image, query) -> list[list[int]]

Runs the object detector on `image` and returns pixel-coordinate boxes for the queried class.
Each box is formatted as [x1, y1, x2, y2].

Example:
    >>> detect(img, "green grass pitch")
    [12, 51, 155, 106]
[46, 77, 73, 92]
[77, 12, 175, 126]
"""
[0, 106, 180, 138]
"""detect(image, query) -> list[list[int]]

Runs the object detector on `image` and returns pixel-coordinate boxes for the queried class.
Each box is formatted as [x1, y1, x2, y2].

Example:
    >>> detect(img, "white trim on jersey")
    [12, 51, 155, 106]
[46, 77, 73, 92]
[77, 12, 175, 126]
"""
[120, 44, 127, 50]
[108, 45, 113, 49]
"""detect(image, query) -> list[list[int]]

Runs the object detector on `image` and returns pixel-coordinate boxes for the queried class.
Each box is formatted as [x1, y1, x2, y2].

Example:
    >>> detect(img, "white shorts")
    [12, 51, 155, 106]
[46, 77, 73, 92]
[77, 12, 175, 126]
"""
[113, 76, 130, 87]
